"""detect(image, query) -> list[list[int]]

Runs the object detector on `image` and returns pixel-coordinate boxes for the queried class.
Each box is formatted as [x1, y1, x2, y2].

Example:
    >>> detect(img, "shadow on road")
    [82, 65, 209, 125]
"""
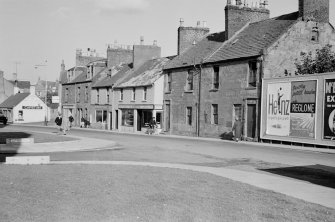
[0, 131, 32, 163]
[220, 132, 234, 141]
[261, 164, 335, 189]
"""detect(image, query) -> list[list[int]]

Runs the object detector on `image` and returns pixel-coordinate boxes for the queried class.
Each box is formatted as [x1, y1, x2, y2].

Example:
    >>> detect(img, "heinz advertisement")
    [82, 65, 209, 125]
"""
[324, 79, 335, 139]
[290, 81, 316, 138]
[266, 82, 291, 136]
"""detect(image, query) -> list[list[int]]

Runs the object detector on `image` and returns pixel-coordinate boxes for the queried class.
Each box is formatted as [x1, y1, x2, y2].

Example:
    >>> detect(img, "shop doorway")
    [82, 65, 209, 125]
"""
[115, 110, 119, 130]
[109, 112, 113, 130]
[247, 104, 256, 138]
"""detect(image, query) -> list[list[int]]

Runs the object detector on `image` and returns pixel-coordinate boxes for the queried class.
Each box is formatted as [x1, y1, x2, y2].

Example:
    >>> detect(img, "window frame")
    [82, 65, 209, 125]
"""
[186, 107, 192, 126]
[248, 61, 257, 88]
[143, 86, 147, 101]
[132, 87, 136, 101]
[186, 70, 194, 91]
[213, 66, 220, 90]
[96, 89, 100, 104]
[167, 72, 172, 92]
[77, 86, 80, 103]
[120, 89, 123, 101]
[212, 104, 218, 125]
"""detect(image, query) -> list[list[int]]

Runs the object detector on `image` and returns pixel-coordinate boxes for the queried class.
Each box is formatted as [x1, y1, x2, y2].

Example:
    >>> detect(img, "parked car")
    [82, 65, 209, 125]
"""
[0, 114, 8, 125]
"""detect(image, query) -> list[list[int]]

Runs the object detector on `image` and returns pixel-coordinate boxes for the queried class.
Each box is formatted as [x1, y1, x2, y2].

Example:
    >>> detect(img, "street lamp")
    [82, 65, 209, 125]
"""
[34, 60, 48, 126]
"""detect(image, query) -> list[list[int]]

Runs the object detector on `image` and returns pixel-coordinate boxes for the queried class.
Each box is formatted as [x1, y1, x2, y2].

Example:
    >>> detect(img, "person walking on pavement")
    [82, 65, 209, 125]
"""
[69, 114, 74, 128]
[148, 117, 157, 135]
[232, 116, 242, 142]
[55, 112, 63, 134]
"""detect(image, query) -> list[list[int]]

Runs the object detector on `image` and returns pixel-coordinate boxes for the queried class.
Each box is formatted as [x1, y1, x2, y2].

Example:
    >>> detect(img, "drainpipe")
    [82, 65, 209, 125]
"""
[195, 61, 203, 137]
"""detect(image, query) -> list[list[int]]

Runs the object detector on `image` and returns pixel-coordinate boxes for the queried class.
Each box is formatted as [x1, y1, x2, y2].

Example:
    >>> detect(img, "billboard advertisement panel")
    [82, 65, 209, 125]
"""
[324, 79, 335, 139]
[290, 81, 316, 138]
[266, 82, 291, 136]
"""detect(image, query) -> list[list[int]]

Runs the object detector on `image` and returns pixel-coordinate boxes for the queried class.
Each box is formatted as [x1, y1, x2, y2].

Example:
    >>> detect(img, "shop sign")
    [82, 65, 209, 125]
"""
[22, 106, 43, 109]
[290, 81, 316, 138]
[324, 79, 335, 139]
[266, 82, 291, 136]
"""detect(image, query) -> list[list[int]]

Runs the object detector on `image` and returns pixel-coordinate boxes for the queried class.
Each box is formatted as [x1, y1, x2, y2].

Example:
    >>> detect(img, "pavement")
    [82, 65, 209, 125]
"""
[1, 123, 335, 209]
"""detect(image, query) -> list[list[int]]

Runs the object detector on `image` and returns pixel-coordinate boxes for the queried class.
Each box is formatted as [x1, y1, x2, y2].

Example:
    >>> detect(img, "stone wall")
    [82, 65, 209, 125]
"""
[107, 48, 133, 68]
[178, 26, 210, 55]
[299, 0, 329, 23]
[263, 21, 335, 79]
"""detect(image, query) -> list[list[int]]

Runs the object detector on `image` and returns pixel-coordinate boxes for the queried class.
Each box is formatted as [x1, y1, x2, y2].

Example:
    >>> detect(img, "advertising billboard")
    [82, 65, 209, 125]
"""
[324, 79, 335, 139]
[266, 82, 291, 136]
[290, 81, 316, 138]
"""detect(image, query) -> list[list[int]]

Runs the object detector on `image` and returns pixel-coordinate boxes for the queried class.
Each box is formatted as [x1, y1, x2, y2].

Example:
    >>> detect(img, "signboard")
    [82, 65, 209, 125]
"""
[290, 81, 316, 138]
[266, 82, 291, 136]
[324, 79, 335, 139]
[52, 96, 60, 104]
[22, 106, 43, 109]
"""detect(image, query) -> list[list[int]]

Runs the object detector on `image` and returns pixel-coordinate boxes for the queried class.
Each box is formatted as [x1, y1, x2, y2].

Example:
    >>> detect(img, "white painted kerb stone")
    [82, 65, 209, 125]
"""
[6, 156, 50, 165]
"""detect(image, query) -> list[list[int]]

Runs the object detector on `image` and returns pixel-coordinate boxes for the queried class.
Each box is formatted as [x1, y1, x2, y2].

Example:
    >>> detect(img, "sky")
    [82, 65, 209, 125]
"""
[0, 0, 334, 84]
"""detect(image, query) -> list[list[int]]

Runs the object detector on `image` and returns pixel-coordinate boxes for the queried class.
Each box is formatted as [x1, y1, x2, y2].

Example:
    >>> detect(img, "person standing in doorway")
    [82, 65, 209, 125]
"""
[232, 116, 242, 142]
[148, 117, 157, 135]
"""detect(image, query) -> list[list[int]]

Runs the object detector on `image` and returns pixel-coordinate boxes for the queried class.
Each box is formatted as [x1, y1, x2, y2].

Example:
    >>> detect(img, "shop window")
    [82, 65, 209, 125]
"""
[212, 104, 218, 125]
[122, 109, 134, 126]
[186, 107, 192, 125]
[96, 110, 102, 123]
[213, 66, 219, 90]
[186, 70, 193, 91]
[248, 61, 257, 87]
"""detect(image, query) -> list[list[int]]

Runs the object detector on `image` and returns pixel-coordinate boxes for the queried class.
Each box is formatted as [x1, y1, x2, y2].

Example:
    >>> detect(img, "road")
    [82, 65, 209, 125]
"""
[3, 124, 335, 169]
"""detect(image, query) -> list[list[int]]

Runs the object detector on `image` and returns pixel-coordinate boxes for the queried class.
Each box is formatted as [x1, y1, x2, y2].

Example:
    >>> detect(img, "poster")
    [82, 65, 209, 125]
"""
[324, 79, 335, 139]
[266, 82, 291, 136]
[290, 81, 316, 138]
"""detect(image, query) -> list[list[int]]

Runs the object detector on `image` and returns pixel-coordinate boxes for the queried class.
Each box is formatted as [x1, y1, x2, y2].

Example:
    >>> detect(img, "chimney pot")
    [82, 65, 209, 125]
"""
[153, 40, 157, 46]
[179, 18, 184, 27]
[196, 21, 201, 27]
[140, 36, 144, 45]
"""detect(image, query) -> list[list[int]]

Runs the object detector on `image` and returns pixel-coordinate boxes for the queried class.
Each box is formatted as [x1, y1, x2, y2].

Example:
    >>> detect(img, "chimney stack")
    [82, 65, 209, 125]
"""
[299, 0, 329, 23]
[177, 20, 210, 55]
[133, 38, 161, 69]
[140, 36, 144, 45]
[179, 18, 184, 27]
[225, 1, 270, 40]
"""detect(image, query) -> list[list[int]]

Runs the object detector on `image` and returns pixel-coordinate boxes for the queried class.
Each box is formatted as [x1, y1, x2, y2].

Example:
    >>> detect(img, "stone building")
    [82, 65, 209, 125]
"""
[163, 0, 335, 140]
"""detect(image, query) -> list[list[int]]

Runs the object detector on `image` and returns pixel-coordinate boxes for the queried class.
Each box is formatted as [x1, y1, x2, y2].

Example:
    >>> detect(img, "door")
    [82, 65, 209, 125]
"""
[115, 110, 119, 130]
[165, 104, 170, 131]
[137, 110, 142, 131]
[247, 104, 256, 138]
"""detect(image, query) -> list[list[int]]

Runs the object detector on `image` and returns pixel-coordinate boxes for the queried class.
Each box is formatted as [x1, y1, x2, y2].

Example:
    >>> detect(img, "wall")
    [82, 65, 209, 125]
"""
[178, 26, 210, 55]
[107, 47, 133, 68]
[0, 71, 14, 104]
[264, 21, 335, 78]
[13, 94, 48, 123]
[164, 59, 261, 139]
[133, 45, 161, 69]
[299, 0, 329, 23]
[225, 5, 269, 40]
[153, 76, 164, 105]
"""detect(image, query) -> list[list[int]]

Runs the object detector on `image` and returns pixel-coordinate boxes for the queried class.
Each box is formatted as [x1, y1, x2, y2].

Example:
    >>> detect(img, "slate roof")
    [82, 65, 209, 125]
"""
[114, 57, 170, 88]
[164, 32, 225, 70]
[205, 12, 299, 63]
[92, 64, 132, 88]
[165, 11, 299, 69]
[8, 80, 31, 89]
[0, 93, 30, 108]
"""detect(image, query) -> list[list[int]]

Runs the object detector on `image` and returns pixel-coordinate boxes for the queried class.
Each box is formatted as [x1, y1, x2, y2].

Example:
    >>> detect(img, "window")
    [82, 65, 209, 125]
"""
[186, 70, 193, 91]
[77, 87, 80, 103]
[96, 89, 100, 104]
[143, 87, 147, 101]
[106, 88, 110, 104]
[213, 66, 219, 90]
[96, 110, 102, 122]
[120, 89, 123, 101]
[186, 107, 192, 125]
[122, 109, 134, 126]
[132, 88, 136, 101]
[65, 88, 69, 103]
[212, 104, 218, 125]
[248, 61, 257, 87]
[85, 86, 88, 102]
[167, 72, 172, 92]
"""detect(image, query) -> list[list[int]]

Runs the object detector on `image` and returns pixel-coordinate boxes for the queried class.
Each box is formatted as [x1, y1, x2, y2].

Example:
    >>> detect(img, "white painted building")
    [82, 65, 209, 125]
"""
[0, 92, 49, 123]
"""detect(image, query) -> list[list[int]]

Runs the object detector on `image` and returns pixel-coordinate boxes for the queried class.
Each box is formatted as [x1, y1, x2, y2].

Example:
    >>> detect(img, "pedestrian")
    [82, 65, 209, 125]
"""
[69, 114, 74, 128]
[232, 116, 242, 142]
[148, 117, 157, 135]
[55, 113, 63, 134]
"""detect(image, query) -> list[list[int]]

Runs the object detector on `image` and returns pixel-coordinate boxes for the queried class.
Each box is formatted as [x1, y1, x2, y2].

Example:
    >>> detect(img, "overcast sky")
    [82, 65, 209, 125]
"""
[0, 0, 334, 84]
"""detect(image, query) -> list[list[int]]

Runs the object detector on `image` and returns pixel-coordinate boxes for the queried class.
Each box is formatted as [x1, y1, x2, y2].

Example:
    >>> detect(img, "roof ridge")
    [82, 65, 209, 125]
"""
[204, 22, 250, 63]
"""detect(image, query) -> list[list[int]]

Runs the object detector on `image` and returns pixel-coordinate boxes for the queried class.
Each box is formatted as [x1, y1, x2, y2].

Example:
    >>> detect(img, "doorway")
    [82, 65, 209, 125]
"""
[109, 112, 113, 130]
[247, 104, 256, 138]
[165, 104, 170, 131]
[115, 110, 119, 130]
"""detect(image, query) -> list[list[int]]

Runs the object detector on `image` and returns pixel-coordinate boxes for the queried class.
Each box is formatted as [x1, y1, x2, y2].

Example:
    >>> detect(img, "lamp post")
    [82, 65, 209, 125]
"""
[34, 60, 48, 126]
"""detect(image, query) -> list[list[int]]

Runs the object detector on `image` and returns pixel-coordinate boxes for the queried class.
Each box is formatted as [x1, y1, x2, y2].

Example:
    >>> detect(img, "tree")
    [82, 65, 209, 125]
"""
[295, 44, 335, 75]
